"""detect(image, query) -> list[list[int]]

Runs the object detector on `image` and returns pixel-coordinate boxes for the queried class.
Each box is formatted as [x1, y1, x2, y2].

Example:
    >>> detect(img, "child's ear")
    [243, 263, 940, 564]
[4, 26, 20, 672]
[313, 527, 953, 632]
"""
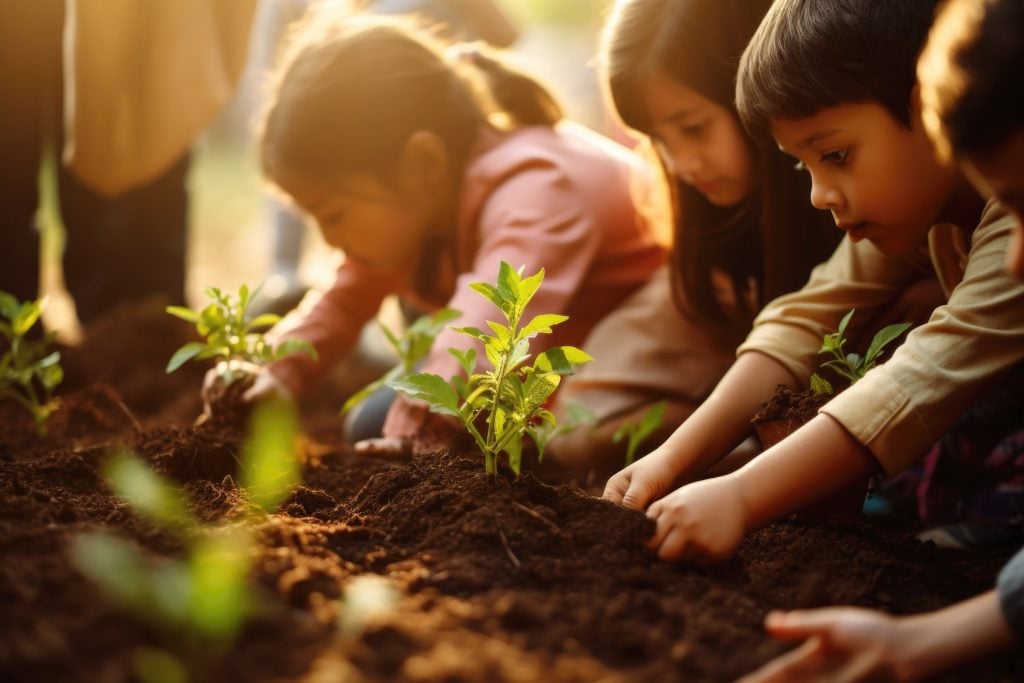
[396, 131, 450, 192]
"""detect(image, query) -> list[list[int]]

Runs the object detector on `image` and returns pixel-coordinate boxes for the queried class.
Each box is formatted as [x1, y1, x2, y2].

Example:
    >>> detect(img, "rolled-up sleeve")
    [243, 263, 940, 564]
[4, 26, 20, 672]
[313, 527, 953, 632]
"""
[822, 211, 1024, 475]
[737, 237, 929, 384]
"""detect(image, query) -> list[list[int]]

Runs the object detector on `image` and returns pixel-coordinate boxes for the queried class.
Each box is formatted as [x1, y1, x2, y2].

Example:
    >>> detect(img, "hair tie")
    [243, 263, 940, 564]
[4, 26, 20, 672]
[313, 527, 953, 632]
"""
[450, 42, 482, 66]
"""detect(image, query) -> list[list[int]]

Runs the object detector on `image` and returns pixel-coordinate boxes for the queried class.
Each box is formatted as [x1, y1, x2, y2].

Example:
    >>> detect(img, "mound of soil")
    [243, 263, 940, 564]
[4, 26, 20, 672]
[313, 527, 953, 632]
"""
[752, 384, 831, 426]
[2, 301, 1022, 682]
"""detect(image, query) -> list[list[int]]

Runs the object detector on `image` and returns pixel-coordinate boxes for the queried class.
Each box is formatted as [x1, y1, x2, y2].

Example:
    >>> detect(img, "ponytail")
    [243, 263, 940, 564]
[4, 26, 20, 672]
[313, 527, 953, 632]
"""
[467, 47, 563, 127]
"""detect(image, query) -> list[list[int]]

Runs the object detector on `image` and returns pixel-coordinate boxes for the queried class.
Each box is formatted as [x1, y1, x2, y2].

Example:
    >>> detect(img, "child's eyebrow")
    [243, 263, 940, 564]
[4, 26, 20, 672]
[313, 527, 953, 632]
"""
[797, 129, 842, 149]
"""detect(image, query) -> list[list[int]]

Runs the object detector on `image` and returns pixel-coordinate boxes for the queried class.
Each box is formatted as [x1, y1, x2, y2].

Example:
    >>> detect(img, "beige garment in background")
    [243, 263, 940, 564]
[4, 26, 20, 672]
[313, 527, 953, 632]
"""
[557, 265, 736, 421]
[63, 0, 258, 196]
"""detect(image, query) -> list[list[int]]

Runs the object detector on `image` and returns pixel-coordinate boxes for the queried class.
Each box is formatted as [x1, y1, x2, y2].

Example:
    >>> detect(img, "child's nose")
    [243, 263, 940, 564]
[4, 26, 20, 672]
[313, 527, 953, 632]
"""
[809, 177, 843, 211]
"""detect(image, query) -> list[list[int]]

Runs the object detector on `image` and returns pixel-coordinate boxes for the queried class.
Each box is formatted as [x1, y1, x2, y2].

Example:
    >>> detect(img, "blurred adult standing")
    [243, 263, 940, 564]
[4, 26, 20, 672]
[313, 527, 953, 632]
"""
[0, 0, 258, 324]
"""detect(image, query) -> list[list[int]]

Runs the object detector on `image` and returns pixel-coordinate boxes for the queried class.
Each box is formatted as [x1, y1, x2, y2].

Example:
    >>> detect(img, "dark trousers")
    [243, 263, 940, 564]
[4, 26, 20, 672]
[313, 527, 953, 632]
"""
[0, 0, 188, 325]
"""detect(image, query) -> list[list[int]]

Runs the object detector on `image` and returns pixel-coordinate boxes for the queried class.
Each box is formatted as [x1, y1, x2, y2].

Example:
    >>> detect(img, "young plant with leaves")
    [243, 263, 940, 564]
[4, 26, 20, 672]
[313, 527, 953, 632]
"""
[389, 262, 593, 477]
[165, 284, 315, 381]
[72, 400, 300, 682]
[613, 400, 667, 466]
[810, 309, 912, 395]
[0, 291, 63, 434]
[339, 307, 461, 416]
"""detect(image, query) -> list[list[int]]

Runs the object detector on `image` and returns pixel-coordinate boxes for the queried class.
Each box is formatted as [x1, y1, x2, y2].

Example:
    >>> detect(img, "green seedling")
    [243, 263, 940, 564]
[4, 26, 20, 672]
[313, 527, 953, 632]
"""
[339, 307, 461, 416]
[613, 400, 668, 466]
[72, 399, 300, 681]
[0, 291, 63, 434]
[389, 261, 593, 477]
[165, 284, 316, 381]
[810, 309, 912, 395]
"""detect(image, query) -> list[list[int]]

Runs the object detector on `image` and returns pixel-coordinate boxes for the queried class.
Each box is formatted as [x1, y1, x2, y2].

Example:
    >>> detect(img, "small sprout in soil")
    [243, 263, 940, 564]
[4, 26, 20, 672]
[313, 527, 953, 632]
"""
[339, 307, 461, 416]
[810, 309, 911, 395]
[165, 283, 316, 381]
[72, 399, 300, 679]
[613, 400, 668, 466]
[0, 291, 63, 435]
[388, 261, 593, 477]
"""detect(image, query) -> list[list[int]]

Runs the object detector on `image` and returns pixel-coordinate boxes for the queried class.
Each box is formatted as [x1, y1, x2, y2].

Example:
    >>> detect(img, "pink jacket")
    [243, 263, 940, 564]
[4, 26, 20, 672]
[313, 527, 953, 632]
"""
[269, 122, 665, 429]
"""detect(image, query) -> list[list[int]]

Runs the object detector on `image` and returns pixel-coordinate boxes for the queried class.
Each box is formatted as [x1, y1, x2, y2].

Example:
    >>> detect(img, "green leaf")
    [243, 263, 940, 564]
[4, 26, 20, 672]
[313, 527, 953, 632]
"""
[809, 373, 834, 395]
[247, 313, 281, 331]
[864, 322, 912, 368]
[71, 532, 151, 609]
[0, 291, 19, 318]
[836, 309, 855, 340]
[388, 373, 462, 417]
[164, 305, 200, 324]
[468, 282, 503, 310]
[275, 338, 317, 361]
[452, 326, 490, 343]
[12, 302, 42, 338]
[448, 347, 476, 376]
[187, 530, 251, 640]
[517, 313, 568, 341]
[503, 432, 523, 477]
[240, 399, 300, 512]
[131, 648, 189, 683]
[105, 453, 193, 532]
[535, 346, 593, 375]
[165, 342, 205, 373]
[517, 268, 545, 310]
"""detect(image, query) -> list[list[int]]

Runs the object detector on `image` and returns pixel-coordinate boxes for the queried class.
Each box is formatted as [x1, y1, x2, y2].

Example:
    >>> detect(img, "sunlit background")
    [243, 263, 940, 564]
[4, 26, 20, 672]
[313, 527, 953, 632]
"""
[39, 0, 617, 340]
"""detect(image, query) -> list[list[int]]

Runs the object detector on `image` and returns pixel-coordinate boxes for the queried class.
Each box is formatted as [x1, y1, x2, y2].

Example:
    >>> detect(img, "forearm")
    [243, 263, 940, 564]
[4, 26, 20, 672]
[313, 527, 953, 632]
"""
[897, 591, 1016, 681]
[734, 413, 877, 530]
[658, 351, 799, 480]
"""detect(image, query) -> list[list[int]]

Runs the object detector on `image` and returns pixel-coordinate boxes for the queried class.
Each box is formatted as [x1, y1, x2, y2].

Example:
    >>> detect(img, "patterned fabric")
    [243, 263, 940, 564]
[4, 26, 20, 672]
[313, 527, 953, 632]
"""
[882, 362, 1024, 527]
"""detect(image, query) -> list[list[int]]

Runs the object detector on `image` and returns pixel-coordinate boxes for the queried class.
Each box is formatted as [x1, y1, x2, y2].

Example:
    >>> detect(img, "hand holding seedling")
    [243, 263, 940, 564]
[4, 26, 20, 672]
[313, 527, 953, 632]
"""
[166, 284, 315, 419]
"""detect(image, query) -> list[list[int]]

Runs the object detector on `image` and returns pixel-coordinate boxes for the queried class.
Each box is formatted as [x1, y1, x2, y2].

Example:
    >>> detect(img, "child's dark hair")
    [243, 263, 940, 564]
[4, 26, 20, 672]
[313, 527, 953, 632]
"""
[258, 9, 561, 186]
[601, 0, 837, 329]
[919, 0, 1024, 161]
[736, 0, 942, 136]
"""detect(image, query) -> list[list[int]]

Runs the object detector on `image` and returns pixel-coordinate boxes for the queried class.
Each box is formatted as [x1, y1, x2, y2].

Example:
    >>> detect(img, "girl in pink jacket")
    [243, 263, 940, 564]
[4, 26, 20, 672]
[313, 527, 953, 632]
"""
[237, 9, 664, 445]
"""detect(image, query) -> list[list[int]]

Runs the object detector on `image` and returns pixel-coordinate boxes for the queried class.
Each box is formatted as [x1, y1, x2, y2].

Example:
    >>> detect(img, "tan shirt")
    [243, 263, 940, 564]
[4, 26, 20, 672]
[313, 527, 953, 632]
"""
[737, 200, 1024, 475]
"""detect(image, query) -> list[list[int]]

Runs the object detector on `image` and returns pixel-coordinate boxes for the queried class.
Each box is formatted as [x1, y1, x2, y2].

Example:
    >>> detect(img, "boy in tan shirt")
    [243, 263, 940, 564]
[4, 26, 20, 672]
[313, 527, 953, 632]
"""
[603, 0, 1024, 566]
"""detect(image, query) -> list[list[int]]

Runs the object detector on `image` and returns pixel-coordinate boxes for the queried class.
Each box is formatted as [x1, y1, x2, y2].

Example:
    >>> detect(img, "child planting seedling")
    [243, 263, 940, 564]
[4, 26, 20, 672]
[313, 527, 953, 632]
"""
[0, 291, 63, 435]
[165, 284, 315, 424]
[388, 262, 592, 477]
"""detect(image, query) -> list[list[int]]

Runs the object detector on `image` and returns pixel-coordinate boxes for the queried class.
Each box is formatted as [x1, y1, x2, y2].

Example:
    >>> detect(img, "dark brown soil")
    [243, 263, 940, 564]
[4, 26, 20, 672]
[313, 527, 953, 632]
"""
[751, 384, 831, 426]
[1, 302, 1022, 682]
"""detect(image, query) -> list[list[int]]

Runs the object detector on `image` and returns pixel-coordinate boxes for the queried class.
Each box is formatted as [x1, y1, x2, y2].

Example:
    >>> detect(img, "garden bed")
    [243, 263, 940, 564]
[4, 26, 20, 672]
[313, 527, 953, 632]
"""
[1, 302, 1022, 682]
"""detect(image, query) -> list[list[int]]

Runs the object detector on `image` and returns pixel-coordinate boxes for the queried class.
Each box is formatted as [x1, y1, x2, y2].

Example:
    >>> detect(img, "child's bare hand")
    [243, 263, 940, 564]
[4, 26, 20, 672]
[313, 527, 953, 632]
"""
[201, 360, 292, 411]
[353, 437, 412, 459]
[738, 608, 905, 683]
[602, 446, 681, 510]
[645, 475, 747, 562]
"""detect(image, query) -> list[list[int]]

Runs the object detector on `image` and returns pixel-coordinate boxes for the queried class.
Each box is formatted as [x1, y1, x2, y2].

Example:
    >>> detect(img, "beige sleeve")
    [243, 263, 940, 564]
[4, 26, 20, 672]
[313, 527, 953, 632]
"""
[822, 208, 1024, 475]
[65, 0, 258, 196]
[556, 265, 735, 421]
[736, 237, 930, 384]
